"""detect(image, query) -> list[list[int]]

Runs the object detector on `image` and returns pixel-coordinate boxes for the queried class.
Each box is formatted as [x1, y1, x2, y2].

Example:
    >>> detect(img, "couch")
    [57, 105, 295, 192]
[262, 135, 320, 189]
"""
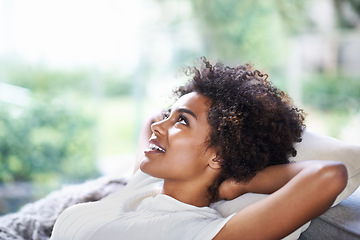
[299, 186, 360, 239]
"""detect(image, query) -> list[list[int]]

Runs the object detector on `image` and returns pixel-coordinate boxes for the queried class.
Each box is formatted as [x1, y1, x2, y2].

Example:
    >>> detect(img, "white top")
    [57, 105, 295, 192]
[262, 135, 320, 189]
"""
[50, 171, 234, 240]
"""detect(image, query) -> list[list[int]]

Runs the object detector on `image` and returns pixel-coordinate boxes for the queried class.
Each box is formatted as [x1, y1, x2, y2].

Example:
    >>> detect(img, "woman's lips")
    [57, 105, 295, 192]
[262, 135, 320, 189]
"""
[144, 139, 166, 153]
[149, 143, 166, 152]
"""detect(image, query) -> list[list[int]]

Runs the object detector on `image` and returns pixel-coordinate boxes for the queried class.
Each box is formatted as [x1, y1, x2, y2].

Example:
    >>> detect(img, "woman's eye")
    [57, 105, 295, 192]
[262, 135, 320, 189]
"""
[178, 115, 188, 125]
[162, 111, 170, 120]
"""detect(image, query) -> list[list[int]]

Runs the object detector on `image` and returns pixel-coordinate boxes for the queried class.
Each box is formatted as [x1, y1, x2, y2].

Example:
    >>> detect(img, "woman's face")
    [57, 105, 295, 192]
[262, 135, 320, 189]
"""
[140, 92, 218, 182]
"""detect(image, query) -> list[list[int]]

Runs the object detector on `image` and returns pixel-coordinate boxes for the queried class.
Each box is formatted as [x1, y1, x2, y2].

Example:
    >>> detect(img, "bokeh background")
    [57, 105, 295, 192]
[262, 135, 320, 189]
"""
[0, 0, 359, 215]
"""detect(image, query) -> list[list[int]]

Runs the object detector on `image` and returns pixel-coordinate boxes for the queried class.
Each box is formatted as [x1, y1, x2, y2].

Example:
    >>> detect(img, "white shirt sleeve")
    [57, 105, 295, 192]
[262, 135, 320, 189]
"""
[195, 214, 235, 240]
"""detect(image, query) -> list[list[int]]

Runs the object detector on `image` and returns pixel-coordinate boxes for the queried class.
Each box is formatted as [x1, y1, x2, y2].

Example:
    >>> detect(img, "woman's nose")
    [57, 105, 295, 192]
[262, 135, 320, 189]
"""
[151, 119, 167, 136]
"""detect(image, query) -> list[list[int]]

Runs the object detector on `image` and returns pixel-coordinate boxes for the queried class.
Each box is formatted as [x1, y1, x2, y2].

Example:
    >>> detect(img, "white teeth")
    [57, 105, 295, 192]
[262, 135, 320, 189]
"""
[149, 143, 166, 152]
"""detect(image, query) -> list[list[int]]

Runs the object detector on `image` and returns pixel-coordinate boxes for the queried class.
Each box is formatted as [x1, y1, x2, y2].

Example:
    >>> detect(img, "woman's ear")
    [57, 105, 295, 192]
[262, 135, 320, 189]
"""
[208, 156, 222, 170]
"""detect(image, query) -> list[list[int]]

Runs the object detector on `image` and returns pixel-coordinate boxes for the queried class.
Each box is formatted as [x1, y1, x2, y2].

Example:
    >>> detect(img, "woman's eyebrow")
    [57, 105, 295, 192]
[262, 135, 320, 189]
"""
[179, 108, 197, 120]
[169, 108, 198, 120]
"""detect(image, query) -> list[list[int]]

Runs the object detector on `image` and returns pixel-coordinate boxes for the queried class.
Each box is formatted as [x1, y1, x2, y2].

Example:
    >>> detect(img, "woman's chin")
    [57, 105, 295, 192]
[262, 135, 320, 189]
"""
[139, 159, 151, 174]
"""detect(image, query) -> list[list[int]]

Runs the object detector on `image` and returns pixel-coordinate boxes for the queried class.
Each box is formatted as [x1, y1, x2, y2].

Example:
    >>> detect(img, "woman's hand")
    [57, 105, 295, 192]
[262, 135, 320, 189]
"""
[218, 179, 248, 200]
[218, 162, 297, 200]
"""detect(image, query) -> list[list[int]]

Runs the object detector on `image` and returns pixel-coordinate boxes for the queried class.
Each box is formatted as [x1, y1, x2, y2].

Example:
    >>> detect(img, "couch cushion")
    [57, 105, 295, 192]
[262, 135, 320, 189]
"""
[299, 186, 360, 239]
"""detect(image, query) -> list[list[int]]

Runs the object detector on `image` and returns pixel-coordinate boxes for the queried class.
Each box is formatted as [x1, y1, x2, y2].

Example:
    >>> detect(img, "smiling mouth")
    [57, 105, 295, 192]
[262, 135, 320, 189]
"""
[149, 143, 166, 153]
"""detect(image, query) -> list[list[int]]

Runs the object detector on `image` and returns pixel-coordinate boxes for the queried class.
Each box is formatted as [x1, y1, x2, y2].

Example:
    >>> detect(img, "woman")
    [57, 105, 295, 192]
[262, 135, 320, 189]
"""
[50, 58, 347, 240]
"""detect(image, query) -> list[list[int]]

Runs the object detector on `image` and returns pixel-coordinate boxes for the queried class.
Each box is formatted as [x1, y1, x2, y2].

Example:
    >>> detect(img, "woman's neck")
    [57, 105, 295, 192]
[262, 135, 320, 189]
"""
[161, 180, 212, 207]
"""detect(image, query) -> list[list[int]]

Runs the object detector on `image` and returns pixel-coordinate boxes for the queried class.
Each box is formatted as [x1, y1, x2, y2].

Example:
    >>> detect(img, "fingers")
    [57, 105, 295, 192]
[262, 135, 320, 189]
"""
[218, 179, 246, 200]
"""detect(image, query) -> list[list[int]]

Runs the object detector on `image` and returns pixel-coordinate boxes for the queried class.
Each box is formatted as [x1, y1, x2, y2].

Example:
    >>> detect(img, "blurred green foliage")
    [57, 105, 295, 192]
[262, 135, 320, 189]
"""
[0, 61, 133, 185]
[190, 0, 309, 67]
[2, 62, 92, 98]
[0, 62, 136, 214]
[334, 0, 360, 28]
[0, 100, 98, 183]
[303, 74, 360, 112]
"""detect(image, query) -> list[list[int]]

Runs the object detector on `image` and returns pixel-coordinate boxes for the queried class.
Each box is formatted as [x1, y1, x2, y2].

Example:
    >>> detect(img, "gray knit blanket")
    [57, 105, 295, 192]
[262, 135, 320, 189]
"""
[0, 176, 127, 240]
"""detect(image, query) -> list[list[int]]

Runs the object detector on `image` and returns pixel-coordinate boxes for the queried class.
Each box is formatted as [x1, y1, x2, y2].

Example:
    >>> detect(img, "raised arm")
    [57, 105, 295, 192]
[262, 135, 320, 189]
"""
[215, 161, 348, 240]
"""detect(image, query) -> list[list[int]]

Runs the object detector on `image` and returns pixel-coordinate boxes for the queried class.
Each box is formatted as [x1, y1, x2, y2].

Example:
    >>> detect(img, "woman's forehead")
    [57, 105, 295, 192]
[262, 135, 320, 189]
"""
[172, 92, 210, 111]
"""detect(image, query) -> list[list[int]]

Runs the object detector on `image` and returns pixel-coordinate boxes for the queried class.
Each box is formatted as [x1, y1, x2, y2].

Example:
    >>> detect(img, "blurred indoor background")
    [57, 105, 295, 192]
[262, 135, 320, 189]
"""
[0, 0, 359, 215]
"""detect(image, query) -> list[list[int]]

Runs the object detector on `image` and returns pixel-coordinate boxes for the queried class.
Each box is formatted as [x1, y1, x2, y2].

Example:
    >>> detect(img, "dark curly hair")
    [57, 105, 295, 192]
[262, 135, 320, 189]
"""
[174, 57, 306, 202]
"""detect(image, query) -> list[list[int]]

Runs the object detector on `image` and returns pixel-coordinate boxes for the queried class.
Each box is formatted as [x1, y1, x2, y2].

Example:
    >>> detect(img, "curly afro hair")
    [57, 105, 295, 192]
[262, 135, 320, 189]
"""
[174, 57, 306, 202]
